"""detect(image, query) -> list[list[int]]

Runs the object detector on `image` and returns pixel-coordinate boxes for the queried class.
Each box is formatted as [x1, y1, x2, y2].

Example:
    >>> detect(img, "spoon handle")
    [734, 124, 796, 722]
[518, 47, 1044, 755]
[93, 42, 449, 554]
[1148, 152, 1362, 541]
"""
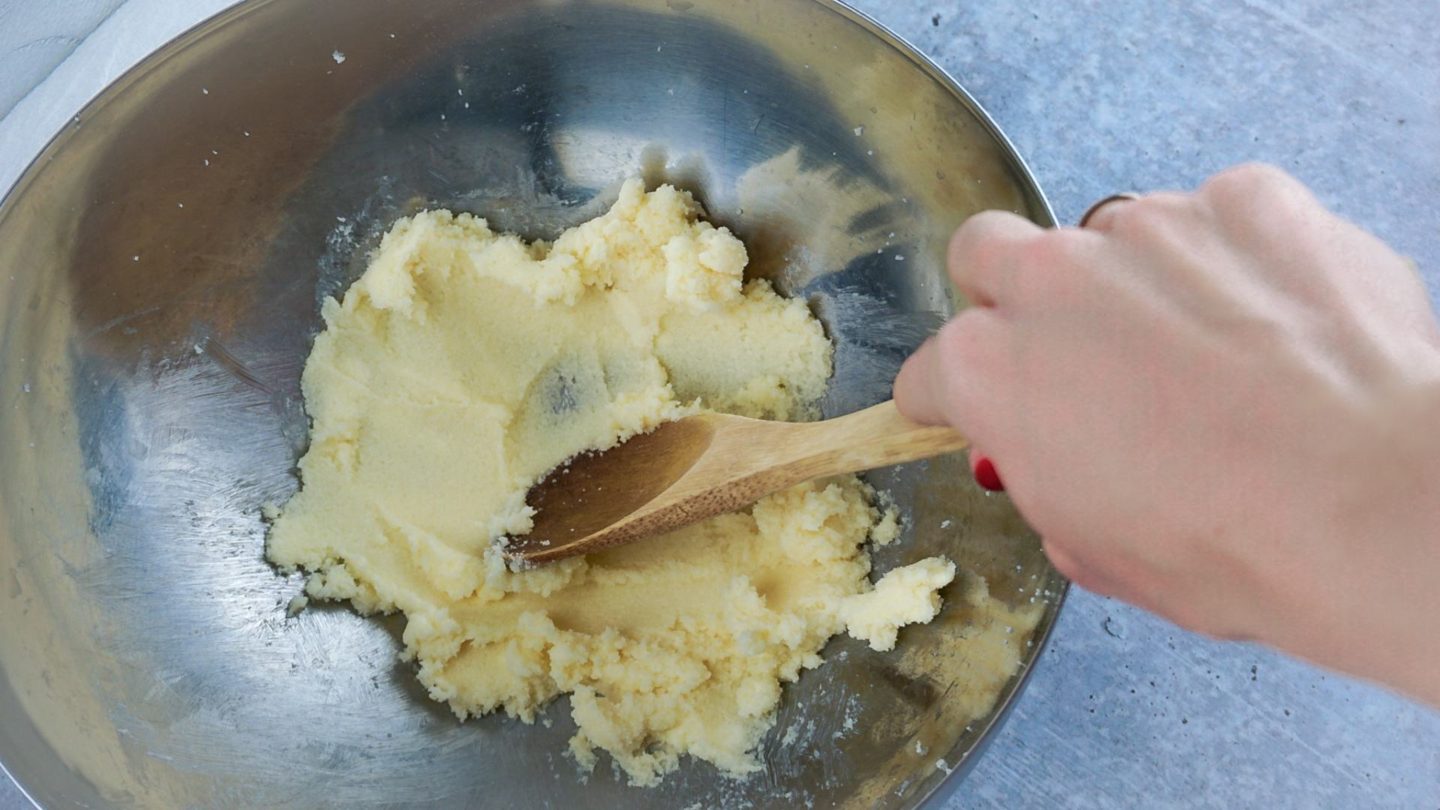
[791, 399, 969, 478]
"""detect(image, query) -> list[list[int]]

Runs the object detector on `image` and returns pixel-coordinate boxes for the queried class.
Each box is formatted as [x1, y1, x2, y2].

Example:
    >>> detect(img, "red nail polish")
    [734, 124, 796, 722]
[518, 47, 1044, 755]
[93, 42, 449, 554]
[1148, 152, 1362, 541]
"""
[974, 456, 1005, 492]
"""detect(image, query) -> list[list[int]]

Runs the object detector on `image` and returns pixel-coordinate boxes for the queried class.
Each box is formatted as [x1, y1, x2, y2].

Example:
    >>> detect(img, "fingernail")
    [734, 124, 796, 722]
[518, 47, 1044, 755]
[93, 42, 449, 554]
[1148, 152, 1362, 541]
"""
[973, 456, 1005, 492]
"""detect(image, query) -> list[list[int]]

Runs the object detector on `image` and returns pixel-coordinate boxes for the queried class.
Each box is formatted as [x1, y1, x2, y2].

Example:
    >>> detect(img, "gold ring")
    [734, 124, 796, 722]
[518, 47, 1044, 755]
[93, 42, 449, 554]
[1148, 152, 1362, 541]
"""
[1078, 192, 1141, 228]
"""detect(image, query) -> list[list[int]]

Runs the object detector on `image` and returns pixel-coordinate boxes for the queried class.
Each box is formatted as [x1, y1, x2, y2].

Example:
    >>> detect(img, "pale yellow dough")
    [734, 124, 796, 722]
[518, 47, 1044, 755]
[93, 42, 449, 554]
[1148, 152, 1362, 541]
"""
[267, 180, 956, 786]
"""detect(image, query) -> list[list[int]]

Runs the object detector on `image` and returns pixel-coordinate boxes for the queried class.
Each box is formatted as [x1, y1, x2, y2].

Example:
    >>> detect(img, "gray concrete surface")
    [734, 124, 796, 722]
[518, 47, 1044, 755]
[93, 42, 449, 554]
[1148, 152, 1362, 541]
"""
[0, 0, 1436, 807]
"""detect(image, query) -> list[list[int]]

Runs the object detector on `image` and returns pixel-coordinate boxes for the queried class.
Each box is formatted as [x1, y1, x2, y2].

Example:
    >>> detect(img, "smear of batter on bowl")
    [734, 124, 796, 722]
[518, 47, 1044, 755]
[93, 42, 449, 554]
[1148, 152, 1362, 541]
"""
[267, 179, 956, 786]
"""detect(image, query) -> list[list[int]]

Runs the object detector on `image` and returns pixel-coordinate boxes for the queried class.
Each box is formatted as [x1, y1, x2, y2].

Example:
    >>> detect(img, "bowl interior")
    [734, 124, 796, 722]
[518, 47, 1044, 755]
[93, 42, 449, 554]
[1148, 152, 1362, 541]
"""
[0, 0, 1062, 807]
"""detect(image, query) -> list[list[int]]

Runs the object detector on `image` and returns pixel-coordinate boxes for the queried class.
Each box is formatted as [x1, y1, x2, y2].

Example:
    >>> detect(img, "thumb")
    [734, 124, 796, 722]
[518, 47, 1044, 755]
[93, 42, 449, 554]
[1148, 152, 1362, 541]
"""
[896, 336, 1006, 492]
[895, 309, 1005, 432]
[893, 337, 949, 425]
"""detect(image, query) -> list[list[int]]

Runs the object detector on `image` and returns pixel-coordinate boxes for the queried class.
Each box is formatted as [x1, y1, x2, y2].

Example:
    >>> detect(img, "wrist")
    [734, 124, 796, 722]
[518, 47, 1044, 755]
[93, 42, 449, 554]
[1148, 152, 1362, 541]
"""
[1293, 367, 1440, 706]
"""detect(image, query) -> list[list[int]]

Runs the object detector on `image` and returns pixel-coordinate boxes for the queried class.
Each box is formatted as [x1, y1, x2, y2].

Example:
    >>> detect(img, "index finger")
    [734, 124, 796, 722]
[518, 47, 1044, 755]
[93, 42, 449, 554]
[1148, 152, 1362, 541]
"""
[948, 210, 1047, 309]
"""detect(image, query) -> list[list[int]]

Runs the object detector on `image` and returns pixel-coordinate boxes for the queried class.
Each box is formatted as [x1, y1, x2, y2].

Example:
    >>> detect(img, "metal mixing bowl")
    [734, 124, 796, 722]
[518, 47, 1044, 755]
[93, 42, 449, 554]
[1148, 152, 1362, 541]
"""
[0, 0, 1065, 806]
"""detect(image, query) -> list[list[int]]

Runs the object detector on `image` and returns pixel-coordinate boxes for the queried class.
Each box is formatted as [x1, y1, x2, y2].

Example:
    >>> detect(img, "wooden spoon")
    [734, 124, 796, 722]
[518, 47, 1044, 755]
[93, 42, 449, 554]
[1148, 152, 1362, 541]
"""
[505, 400, 967, 565]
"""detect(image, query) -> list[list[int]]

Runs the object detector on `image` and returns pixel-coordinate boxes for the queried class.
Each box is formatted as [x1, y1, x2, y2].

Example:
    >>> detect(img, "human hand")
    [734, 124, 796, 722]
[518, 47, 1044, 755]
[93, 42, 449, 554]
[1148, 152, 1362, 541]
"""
[894, 164, 1440, 706]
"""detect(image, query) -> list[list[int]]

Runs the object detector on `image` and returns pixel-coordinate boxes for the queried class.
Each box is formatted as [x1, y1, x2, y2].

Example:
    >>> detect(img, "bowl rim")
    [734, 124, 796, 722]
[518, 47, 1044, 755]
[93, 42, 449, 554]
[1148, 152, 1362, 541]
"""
[0, 1, 1069, 807]
[791, 2, 1069, 807]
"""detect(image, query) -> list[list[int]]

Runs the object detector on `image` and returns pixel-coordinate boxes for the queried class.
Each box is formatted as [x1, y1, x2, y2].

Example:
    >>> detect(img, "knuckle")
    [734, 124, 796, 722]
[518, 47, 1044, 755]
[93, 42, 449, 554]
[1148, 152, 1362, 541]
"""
[1108, 194, 1186, 236]
[1097, 193, 1203, 259]
[934, 310, 994, 368]
[951, 211, 1018, 268]
[1203, 162, 1302, 202]
[1204, 164, 1325, 244]
[951, 212, 1049, 307]
[1025, 229, 1089, 266]
[932, 312, 1004, 419]
[1012, 231, 1092, 301]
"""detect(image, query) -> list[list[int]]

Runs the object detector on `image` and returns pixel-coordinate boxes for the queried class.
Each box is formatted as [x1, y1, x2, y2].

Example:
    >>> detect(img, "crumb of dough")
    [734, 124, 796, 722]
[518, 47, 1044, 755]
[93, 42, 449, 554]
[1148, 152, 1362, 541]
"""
[285, 594, 309, 617]
[871, 505, 902, 546]
[267, 180, 955, 786]
[841, 557, 956, 651]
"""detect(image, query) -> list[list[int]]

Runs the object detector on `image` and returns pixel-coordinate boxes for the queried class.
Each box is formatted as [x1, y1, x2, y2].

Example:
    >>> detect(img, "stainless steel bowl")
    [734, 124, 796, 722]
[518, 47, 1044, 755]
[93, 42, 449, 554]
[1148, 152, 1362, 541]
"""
[0, 0, 1065, 806]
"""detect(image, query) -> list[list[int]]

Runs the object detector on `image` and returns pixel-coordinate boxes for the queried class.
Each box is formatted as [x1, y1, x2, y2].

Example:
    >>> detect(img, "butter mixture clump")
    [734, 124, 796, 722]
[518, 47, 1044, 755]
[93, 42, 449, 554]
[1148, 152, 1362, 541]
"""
[268, 180, 955, 785]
